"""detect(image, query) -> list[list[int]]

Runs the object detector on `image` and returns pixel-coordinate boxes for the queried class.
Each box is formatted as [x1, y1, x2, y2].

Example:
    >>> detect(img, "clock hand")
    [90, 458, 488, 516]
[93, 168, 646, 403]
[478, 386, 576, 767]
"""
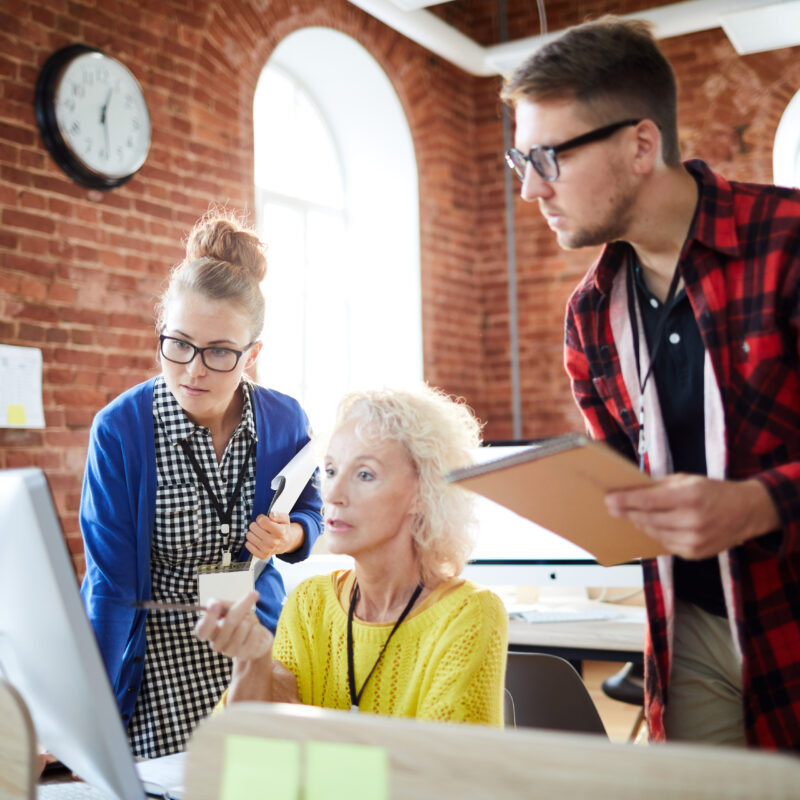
[99, 88, 113, 124]
[100, 88, 112, 156]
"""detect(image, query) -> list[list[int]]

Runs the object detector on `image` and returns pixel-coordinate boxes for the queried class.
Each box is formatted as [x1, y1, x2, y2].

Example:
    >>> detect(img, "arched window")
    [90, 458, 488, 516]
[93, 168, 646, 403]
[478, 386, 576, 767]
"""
[254, 28, 421, 431]
[773, 89, 800, 188]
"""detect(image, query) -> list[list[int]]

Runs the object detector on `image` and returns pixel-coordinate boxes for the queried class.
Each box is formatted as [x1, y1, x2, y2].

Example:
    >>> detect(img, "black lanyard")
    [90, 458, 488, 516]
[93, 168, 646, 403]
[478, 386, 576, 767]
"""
[625, 251, 683, 471]
[347, 579, 424, 710]
[179, 435, 255, 564]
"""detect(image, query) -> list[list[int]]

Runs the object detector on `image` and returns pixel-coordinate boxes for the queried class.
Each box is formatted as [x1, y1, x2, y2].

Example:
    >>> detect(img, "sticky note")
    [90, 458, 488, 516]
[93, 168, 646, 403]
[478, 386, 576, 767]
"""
[305, 741, 390, 800]
[221, 735, 300, 800]
[7, 405, 26, 426]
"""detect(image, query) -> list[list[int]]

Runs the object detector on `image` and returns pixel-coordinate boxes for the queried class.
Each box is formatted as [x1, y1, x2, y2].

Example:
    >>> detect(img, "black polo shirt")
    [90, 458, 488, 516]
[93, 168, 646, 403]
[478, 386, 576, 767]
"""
[634, 263, 727, 617]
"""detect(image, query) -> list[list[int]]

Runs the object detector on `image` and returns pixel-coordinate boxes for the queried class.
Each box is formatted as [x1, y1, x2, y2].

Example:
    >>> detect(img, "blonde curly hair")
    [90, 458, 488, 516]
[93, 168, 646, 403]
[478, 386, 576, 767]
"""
[331, 384, 483, 585]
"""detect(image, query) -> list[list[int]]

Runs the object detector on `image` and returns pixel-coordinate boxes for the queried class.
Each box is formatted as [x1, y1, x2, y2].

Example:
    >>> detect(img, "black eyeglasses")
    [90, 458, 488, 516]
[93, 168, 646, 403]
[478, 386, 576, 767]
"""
[159, 335, 255, 373]
[505, 119, 642, 183]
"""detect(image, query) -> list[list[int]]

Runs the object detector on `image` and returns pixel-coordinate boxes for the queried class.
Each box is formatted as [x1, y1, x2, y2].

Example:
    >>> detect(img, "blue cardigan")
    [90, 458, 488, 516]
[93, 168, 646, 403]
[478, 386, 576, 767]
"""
[79, 378, 322, 721]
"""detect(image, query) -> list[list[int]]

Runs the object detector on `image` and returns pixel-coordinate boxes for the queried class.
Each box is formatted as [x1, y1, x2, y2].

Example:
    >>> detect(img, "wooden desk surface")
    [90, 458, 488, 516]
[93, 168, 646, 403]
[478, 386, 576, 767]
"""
[507, 605, 646, 664]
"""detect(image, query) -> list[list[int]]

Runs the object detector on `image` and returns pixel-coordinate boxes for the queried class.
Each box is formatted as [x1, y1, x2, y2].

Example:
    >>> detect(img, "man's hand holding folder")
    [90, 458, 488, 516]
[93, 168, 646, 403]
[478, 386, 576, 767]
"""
[605, 472, 780, 560]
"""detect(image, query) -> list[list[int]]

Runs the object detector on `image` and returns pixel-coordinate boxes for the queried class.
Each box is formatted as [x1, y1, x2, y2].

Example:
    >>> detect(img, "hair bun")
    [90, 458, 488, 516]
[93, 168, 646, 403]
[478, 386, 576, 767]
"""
[185, 210, 267, 282]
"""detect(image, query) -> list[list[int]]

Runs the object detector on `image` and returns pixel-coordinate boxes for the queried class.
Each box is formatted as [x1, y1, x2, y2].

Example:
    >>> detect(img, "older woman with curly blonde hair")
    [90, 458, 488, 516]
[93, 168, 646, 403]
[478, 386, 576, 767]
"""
[196, 384, 508, 726]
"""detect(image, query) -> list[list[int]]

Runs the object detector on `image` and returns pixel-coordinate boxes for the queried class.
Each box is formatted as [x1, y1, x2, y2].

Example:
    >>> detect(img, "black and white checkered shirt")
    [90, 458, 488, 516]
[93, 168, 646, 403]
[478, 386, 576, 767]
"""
[128, 376, 257, 758]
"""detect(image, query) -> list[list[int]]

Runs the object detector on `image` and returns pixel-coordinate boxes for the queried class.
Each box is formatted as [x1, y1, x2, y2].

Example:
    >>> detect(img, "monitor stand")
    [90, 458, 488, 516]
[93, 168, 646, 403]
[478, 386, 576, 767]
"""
[536, 585, 590, 603]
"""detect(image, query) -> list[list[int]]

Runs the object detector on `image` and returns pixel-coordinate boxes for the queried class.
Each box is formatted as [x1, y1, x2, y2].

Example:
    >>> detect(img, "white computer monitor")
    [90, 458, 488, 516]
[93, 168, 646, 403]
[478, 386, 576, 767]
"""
[460, 444, 644, 590]
[0, 467, 146, 800]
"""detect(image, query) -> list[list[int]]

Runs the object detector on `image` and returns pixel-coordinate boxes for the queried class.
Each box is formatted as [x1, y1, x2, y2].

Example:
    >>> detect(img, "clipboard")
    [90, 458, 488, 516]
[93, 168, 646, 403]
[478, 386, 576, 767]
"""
[250, 440, 319, 581]
[446, 433, 666, 566]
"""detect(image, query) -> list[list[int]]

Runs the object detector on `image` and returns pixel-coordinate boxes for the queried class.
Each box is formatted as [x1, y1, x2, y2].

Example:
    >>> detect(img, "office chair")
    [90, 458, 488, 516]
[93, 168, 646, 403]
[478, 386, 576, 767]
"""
[601, 661, 646, 741]
[504, 652, 607, 736]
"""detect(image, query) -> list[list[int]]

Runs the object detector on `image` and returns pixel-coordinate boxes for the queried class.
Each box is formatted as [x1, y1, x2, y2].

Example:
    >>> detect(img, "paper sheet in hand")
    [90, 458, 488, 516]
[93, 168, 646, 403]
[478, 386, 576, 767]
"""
[446, 433, 665, 566]
[251, 440, 319, 581]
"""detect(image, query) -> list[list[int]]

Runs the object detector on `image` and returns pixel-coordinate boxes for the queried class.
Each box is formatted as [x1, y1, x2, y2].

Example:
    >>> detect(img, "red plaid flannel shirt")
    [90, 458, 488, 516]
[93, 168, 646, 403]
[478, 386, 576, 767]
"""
[564, 160, 800, 750]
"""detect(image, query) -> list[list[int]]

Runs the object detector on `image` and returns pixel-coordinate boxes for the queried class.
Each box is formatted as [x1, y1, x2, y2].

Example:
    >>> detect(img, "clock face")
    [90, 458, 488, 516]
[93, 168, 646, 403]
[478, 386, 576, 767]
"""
[52, 51, 151, 181]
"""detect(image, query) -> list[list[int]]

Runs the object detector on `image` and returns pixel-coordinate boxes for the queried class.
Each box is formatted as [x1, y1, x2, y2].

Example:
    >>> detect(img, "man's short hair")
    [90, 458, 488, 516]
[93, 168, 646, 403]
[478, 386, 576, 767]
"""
[501, 16, 681, 167]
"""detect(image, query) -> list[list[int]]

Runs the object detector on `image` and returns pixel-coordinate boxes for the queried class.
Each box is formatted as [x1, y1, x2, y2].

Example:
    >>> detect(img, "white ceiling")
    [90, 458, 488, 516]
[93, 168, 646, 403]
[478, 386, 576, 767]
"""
[349, 0, 800, 76]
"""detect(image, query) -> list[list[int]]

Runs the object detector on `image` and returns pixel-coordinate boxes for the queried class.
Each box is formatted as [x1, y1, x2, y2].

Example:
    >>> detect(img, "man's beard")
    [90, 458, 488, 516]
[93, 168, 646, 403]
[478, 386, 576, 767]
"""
[549, 179, 637, 250]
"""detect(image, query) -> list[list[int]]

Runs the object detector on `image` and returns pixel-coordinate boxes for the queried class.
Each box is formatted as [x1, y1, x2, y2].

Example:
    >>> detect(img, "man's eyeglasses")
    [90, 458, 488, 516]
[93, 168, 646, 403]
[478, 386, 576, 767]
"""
[505, 119, 642, 183]
[159, 334, 255, 373]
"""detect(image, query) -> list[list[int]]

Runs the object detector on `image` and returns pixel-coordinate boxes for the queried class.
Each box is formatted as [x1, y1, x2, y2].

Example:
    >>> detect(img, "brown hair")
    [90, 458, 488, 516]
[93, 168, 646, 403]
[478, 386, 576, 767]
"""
[156, 208, 267, 340]
[501, 16, 681, 167]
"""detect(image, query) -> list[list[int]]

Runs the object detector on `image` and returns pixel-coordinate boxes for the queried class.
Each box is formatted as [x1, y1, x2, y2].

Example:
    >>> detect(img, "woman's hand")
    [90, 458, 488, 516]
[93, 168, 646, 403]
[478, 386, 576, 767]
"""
[195, 591, 273, 662]
[245, 513, 304, 559]
[272, 661, 301, 703]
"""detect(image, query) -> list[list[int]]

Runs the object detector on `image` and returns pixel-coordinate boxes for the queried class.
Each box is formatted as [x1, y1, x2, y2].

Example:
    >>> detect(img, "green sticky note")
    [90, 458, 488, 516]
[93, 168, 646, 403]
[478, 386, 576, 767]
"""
[221, 735, 300, 800]
[7, 405, 26, 426]
[305, 741, 390, 800]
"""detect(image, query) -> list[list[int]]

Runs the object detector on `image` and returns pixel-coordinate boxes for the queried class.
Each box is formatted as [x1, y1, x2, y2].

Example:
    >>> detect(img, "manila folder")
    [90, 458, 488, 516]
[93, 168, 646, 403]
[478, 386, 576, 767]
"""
[446, 433, 666, 566]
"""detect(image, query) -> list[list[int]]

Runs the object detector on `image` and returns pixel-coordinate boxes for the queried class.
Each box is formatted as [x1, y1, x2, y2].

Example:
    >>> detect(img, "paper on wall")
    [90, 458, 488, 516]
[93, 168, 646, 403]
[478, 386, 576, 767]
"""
[0, 345, 45, 428]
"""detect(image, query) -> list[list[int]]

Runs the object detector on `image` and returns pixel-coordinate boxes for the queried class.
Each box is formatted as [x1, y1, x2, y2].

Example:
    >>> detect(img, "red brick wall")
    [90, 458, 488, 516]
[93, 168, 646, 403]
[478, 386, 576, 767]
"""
[0, 0, 486, 573]
[477, 26, 800, 440]
[1, 1, 799, 573]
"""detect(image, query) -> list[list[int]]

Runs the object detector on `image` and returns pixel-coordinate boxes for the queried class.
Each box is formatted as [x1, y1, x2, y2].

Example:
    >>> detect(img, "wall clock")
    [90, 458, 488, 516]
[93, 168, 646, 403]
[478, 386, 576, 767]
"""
[34, 44, 151, 190]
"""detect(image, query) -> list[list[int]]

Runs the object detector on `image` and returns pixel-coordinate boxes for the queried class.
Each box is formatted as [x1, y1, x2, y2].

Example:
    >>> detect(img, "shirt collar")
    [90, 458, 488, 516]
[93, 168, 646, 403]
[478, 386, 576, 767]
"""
[682, 158, 742, 260]
[592, 159, 742, 295]
[154, 375, 258, 445]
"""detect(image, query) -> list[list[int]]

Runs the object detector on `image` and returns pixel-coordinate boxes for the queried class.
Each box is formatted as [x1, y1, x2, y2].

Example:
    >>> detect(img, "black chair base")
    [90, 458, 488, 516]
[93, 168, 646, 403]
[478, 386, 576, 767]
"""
[601, 661, 645, 741]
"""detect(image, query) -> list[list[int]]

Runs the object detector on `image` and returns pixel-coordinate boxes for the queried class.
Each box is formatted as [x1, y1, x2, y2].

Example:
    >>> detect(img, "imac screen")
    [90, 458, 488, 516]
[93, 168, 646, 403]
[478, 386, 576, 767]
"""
[0, 468, 145, 800]
[461, 444, 644, 589]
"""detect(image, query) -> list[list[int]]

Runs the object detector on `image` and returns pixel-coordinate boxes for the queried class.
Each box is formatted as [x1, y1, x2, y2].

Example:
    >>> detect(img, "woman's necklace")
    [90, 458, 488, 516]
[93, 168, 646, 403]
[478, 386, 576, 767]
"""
[346, 579, 424, 711]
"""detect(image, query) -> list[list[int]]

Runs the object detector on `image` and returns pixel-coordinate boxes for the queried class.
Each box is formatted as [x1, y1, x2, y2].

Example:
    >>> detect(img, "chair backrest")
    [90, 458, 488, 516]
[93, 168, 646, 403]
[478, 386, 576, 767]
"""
[503, 688, 515, 726]
[184, 702, 800, 800]
[0, 679, 37, 800]
[505, 651, 607, 736]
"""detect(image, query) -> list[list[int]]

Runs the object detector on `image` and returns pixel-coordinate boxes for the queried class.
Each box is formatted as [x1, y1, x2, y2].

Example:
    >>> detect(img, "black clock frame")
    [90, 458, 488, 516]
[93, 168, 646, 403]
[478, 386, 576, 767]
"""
[34, 43, 145, 191]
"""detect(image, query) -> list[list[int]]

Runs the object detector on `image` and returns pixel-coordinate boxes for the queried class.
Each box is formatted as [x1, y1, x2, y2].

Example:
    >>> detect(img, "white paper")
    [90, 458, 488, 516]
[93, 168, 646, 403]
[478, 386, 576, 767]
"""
[136, 751, 186, 799]
[0, 344, 45, 428]
[251, 440, 320, 581]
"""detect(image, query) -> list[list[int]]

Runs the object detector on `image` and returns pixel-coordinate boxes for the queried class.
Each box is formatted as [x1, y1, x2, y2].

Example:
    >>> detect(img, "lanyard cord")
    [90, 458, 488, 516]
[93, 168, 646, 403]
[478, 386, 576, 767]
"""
[347, 580, 424, 709]
[179, 436, 255, 553]
[626, 251, 683, 471]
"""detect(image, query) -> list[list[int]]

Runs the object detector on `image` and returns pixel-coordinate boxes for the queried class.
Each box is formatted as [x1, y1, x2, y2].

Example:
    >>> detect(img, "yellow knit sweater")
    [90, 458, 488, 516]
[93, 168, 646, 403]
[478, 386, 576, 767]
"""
[273, 571, 508, 726]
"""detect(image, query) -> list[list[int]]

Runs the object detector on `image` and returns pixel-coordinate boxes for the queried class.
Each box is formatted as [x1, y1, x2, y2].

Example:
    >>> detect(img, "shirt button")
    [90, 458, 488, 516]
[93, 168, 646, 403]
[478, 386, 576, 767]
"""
[669, 332, 681, 345]
[649, 297, 659, 308]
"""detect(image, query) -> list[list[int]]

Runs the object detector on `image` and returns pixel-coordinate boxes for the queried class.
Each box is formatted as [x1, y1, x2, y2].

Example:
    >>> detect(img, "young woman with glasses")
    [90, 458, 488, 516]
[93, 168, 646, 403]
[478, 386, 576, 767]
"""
[79, 211, 323, 758]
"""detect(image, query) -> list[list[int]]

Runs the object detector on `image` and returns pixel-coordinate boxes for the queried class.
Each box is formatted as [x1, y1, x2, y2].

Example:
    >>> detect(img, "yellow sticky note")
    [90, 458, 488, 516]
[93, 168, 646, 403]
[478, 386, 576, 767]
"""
[306, 741, 390, 800]
[221, 735, 300, 800]
[6, 405, 26, 426]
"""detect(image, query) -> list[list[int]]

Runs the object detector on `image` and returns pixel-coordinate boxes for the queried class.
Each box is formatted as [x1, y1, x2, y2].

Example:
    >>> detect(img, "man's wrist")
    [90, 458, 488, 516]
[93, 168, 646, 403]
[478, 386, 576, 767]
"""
[742, 478, 781, 543]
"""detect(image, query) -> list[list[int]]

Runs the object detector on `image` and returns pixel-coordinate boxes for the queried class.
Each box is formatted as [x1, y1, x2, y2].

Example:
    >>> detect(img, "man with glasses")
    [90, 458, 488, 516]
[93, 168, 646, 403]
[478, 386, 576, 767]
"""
[502, 17, 800, 750]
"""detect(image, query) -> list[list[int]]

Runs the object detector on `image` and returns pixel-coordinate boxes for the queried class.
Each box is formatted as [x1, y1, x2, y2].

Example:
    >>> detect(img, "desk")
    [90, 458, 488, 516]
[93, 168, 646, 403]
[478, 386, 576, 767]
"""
[507, 606, 645, 666]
